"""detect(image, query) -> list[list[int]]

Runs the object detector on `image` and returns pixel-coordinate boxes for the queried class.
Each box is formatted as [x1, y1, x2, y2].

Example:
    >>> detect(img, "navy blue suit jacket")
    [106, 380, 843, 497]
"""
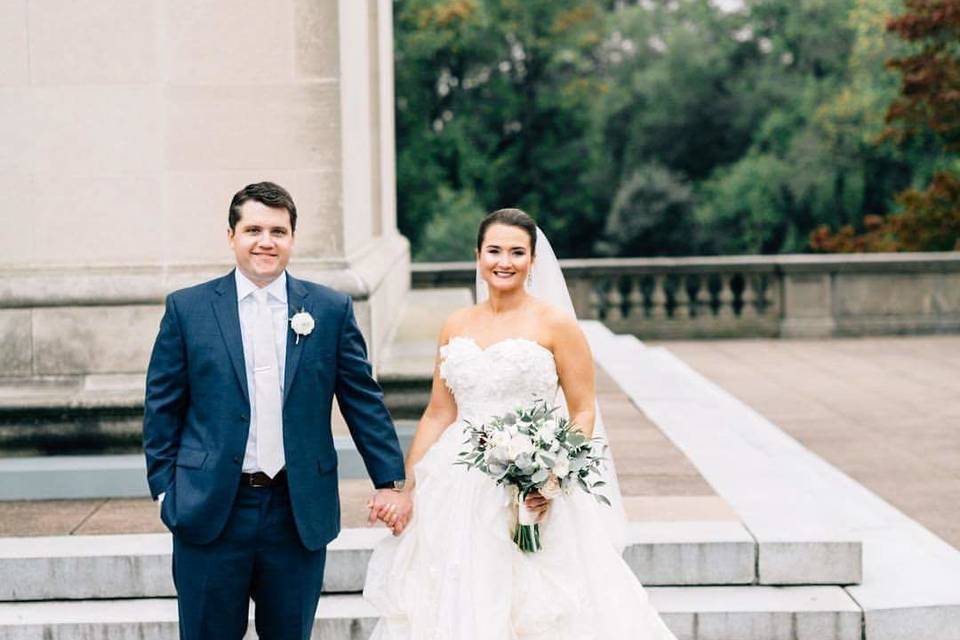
[142, 271, 405, 551]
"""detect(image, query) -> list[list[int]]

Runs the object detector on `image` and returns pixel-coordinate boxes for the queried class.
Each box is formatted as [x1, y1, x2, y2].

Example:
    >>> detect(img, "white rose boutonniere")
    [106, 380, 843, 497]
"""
[289, 308, 315, 344]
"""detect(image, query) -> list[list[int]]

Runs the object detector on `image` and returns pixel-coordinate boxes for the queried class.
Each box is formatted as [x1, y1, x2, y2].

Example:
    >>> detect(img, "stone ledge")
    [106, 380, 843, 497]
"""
[0, 521, 870, 602]
[0, 234, 410, 308]
[759, 541, 863, 585]
[0, 595, 376, 639]
[585, 322, 960, 639]
[0, 587, 865, 640]
[411, 252, 960, 287]
[0, 425, 418, 499]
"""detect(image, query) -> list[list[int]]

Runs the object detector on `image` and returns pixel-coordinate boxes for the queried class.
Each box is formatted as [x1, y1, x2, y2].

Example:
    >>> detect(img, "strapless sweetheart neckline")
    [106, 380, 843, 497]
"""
[445, 335, 555, 361]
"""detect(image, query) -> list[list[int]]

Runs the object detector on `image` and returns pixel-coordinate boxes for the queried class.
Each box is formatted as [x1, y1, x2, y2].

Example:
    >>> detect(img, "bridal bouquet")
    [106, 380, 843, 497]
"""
[456, 398, 611, 553]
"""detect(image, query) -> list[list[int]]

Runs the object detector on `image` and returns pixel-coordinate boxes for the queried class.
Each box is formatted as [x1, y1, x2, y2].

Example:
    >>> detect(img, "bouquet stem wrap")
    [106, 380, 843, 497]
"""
[514, 499, 542, 553]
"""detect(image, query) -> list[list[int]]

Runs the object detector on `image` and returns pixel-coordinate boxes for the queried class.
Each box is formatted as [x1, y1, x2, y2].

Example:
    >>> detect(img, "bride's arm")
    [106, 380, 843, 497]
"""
[399, 322, 460, 495]
[552, 314, 597, 438]
[525, 311, 597, 519]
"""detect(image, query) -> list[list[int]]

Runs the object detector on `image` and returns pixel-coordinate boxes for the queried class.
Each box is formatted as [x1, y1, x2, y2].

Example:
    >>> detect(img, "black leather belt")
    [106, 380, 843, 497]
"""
[240, 469, 287, 488]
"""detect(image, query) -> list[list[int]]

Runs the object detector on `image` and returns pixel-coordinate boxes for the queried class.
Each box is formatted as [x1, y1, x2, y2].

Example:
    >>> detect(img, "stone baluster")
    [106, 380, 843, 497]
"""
[687, 274, 705, 318]
[651, 274, 668, 319]
[589, 283, 606, 320]
[741, 274, 758, 318]
[754, 275, 770, 315]
[606, 279, 625, 322]
[717, 273, 735, 318]
[627, 277, 644, 319]
[675, 275, 692, 319]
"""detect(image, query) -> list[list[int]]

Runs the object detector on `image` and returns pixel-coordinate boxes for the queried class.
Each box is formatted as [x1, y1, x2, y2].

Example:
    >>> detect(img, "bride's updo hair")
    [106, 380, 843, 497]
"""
[477, 208, 538, 256]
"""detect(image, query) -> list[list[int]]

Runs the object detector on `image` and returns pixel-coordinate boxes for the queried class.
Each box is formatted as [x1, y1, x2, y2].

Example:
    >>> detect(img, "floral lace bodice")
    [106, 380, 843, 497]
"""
[439, 336, 559, 424]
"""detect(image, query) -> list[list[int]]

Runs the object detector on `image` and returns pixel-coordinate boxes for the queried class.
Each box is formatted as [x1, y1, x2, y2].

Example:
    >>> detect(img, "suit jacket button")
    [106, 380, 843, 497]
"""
[239, 415, 248, 421]
[233, 455, 242, 465]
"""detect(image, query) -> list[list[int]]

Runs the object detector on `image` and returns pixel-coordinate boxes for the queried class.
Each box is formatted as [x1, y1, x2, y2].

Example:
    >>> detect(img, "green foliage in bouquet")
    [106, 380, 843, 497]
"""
[456, 398, 611, 552]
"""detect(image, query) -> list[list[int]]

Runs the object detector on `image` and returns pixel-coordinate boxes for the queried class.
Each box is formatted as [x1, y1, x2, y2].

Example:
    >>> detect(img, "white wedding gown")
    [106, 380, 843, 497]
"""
[363, 336, 678, 640]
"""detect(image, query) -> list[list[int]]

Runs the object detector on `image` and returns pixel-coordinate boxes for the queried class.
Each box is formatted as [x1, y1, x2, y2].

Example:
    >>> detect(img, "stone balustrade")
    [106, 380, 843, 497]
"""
[412, 252, 960, 338]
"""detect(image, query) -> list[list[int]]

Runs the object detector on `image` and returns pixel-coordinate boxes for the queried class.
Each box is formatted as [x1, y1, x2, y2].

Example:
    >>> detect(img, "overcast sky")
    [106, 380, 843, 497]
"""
[711, 0, 745, 12]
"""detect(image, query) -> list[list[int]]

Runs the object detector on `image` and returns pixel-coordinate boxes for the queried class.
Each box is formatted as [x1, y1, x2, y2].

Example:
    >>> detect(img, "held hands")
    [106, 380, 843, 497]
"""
[367, 489, 413, 536]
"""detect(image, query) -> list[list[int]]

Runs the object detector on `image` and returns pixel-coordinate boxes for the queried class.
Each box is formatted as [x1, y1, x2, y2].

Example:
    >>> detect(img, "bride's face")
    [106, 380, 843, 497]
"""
[477, 223, 534, 294]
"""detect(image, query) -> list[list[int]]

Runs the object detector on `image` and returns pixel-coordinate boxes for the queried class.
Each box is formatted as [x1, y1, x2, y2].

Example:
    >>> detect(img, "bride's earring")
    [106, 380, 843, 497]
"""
[526, 272, 533, 289]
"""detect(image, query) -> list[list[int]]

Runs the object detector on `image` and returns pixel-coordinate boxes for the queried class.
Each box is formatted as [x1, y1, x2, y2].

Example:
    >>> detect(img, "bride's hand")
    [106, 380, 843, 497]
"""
[368, 490, 414, 535]
[524, 491, 550, 522]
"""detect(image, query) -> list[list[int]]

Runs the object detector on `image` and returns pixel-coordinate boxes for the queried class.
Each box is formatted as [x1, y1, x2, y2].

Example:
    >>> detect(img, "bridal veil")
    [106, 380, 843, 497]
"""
[475, 226, 628, 552]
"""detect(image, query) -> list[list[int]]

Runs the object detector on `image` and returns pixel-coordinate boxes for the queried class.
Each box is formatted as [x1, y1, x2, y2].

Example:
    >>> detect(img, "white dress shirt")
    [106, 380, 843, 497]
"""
[158, 269, 289, 505]
[235, 269, 289, 473]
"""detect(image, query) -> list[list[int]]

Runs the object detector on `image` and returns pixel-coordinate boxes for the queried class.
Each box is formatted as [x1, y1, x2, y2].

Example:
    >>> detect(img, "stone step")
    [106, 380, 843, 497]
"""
[582, 322, 960, 638]
[0, 521, 862, 604]
[0, 423, 418, 501]
[379, 374, 431, 419]
[376, 288, 471, 419]
[0, 587, 865, 640]
[0, 289, 457, 454]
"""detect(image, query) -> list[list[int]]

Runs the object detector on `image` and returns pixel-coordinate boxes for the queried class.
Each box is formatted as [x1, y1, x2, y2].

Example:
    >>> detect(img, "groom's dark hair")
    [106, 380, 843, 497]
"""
[477, 208, 537, 256]
[229, 182, 298, 232]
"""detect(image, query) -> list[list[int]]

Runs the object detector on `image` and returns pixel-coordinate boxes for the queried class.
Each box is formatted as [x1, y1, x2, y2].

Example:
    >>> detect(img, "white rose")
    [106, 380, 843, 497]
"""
[485, 445, 510, 465]
[289, 311, 315, 337]
[535, 422, 557, 445]
[507, 433, 535, 460]
[552, 457, 571, 479]
[491, 430, 511, 448]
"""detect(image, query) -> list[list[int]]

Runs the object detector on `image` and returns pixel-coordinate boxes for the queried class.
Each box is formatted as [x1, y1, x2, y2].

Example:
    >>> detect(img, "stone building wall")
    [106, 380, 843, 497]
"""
[0, 0, 408, 382]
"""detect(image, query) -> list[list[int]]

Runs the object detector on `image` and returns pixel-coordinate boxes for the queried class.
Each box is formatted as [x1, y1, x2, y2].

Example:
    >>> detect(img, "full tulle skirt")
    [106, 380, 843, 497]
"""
[363, 420, 677, 640]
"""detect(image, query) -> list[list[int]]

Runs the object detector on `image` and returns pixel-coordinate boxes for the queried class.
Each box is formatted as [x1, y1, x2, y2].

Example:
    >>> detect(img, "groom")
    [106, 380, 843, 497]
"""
[143, 181, 410, 639]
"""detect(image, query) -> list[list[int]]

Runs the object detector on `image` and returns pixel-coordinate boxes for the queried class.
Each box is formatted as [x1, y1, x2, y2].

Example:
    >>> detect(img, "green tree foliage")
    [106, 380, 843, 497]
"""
[692, 0, 924, 253]
[394, 0, 951, 259]
[394, 0, 610, 258]
[595, 163, 697, 256]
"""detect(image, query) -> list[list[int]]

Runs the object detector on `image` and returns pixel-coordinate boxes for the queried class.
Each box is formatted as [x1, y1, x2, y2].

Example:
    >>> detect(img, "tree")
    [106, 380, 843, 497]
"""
[394, 0, 953, 258]
[413, 186, 487, 261]
[694, 0, 895, 254]
[810, 0, 960, 251]
[594, 163, 697, 256]
[393, 0, 610, 258]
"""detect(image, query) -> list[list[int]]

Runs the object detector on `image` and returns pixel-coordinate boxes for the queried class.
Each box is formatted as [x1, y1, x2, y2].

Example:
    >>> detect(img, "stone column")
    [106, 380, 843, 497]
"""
[0, 0, 408, 387]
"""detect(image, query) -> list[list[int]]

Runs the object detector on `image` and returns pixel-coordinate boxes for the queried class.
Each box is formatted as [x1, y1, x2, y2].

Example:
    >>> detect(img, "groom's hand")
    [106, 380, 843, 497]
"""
[367, 489, 413, 535]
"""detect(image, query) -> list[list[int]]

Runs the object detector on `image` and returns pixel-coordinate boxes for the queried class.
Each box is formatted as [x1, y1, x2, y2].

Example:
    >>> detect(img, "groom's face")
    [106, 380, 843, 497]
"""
[228, 200, 295, 286]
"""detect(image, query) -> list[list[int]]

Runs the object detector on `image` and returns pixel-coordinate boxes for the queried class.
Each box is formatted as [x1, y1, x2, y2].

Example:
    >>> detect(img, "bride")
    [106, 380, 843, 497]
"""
[363, 209, 677, 639]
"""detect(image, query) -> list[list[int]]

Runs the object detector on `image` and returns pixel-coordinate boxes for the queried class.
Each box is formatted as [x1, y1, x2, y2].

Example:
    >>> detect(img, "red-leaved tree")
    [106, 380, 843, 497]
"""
[810, 0, 960, 252]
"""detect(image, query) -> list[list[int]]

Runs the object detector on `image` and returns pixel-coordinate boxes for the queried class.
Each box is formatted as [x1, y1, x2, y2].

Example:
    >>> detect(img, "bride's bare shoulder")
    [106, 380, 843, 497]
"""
[529, 299, 576, 328]
[529, 299, 583, 347]
[438, 304, 484, 344]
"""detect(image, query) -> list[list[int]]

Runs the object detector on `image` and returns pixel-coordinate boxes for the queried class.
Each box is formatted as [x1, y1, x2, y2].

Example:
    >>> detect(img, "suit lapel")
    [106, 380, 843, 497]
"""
[283, 274, 310, 404]
[211, 271, 250, 404]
